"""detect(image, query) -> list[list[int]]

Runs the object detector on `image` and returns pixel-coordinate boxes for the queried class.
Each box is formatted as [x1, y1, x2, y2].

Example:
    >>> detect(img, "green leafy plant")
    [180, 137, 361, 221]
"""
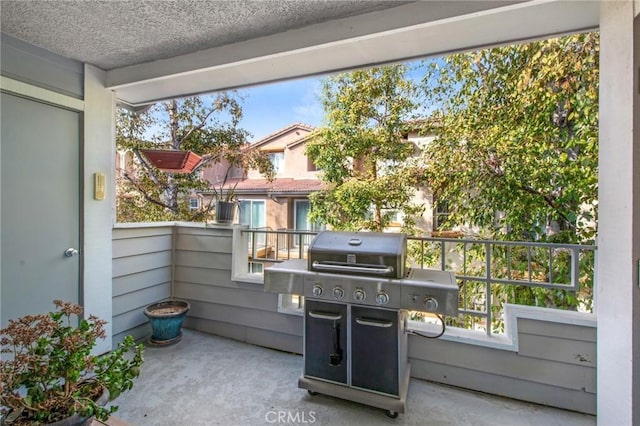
[1, 300, 144, 425]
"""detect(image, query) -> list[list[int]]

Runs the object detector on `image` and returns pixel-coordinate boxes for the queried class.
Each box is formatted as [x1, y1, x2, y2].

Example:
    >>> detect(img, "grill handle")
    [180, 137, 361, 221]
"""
[311, 261, 394, 275]
[355, 317, 393, 328]
[309, 311, 343, 321]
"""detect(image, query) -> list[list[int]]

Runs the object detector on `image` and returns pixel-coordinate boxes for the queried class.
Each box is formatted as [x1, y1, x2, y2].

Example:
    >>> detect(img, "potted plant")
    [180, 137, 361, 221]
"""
[143, 300, 191, 346]
[201, 146, 275, 225]
[0, 300, 144, 425]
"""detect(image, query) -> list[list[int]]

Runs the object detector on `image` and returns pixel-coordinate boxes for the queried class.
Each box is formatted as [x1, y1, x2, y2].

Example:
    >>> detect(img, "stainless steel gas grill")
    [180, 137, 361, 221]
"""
[264, 231, 459, 418]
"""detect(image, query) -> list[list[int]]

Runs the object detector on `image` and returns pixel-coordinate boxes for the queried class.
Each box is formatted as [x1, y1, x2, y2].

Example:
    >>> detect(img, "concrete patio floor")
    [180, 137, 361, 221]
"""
[113, 329, 596, 426]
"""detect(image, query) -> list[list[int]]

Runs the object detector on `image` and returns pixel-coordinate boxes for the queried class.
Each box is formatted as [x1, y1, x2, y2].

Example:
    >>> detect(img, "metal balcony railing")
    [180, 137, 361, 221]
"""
[242, 229, 596, 335]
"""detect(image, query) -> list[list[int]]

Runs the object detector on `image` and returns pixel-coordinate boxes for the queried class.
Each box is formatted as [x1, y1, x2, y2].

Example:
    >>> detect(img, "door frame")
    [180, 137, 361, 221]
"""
[2, 68, 116, 354]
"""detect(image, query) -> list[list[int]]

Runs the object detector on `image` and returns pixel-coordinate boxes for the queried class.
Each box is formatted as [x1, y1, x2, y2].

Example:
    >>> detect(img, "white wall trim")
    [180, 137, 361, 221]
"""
[113, 221, 235, 229]
[408, 303, 596, 352]
[0, 75, 84, 111]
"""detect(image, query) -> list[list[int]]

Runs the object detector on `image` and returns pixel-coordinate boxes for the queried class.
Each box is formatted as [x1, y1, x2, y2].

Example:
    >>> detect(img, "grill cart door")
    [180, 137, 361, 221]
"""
[351, 306, 401, 396]
[304, 300, 348, 385]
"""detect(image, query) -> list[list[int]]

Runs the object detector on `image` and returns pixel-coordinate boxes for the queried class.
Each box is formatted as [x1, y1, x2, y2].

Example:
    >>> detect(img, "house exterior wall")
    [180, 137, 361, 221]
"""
[1, 36, 115, 353]
[201, 159, 244, 184]
[112, 222, 596, 414]
[278, 143, 319, 180]
[246, 126, 317, 180]
[172, 224, 303, 353]
[112, 225, 173, 345]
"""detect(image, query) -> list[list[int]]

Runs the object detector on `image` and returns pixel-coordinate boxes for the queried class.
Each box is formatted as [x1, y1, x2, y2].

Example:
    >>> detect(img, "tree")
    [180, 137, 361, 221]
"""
[306, 65, 424, 233]
[116, 94, 273, 222]
[420, 32, 599, 243]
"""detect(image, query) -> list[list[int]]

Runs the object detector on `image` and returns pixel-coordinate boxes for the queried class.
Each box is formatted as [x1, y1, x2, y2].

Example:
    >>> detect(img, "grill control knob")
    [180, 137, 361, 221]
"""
[423, 297, 439, 312]
[332, 287, 344, 300]
[376, 292, 390, 305]
[353, 289, 366, 303]
[312, 284, 324, 297]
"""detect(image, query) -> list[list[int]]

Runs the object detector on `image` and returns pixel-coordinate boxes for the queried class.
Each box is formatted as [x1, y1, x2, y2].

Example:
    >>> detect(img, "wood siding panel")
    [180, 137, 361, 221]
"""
[518, 318, 596, 341]
[410, 358, 596, 415]
[111, 227, 173, 340]
[184, 317, 302, 354]
[112, 234, 172, 258]
[113, 226, 173, 240]
[174, 250, 232, 270]
[175, 231, 232, 253]
[174, 266, 263, 292]
[174, 282, 279, 312]
[113, 283, 170, 316]
[112, 251, 172, 278]
[113, 267, 172, 297]
[187, 300, 302, 337]
[184, 317, 248, 342]
[518, 333, 596, 366]
[408, 335, 595, 392]
[112, 307, 151, 336]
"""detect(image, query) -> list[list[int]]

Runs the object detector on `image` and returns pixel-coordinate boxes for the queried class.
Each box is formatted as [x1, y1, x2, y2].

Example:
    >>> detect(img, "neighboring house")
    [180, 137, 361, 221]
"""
[196, 122, 449, 235]
[199, 123, 325, 233]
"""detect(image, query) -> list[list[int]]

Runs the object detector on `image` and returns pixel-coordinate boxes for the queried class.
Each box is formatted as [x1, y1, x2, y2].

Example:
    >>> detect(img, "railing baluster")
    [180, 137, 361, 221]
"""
[242, 229, 596, 336]
[485, 242, 492, 336]
[571, 247, 579, 291]
[548, 246, 553, 285]
[507, 244, 512, 281]
[527, 245, 532, 282]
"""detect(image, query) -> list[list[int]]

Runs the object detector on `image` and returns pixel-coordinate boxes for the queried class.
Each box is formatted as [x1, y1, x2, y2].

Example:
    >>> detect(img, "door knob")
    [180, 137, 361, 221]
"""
[64, 248, 79, 257]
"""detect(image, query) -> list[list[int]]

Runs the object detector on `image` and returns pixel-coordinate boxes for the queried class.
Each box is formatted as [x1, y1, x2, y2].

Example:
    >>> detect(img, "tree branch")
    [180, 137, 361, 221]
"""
[178, 107, 218, 147]
[132, 148, 161, 186]
[122, 173, 171, 211]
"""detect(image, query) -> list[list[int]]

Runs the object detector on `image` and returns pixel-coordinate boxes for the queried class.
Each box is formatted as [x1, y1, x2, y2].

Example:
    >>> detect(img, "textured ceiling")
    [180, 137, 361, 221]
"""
[0, 0, 409, 70]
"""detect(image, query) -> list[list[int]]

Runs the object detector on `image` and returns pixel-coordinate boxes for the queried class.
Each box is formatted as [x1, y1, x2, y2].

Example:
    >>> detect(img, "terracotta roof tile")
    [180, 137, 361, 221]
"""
[206, 178, 325, 195]
[251, 123, 315, 148]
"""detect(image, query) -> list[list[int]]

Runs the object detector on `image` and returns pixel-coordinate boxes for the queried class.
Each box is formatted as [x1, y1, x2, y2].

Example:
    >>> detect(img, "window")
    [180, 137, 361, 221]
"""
[433, 199, 450, 231]
[240, 199, 267, 273]
[268, 152, 284, 174]
[307, 157, 318, 172]
[294, 200, 324, 246]
[239, 200, 266, 228]
[188, 198, 199, 211]
[383, 209, 403, 227]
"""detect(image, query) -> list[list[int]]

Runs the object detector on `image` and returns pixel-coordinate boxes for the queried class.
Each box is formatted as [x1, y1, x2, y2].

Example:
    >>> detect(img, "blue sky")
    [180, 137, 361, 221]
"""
[236, 77, 325, 142]
[234, 58, 432, 143]
[140, 58, 434, 143]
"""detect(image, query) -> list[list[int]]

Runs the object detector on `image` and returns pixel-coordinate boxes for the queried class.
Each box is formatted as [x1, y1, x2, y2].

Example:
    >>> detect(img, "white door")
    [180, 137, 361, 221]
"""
[1, 93, 81, 325]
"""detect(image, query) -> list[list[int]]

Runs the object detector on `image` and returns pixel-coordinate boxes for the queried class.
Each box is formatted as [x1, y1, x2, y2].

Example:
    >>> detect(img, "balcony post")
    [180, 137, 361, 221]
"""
[597, 2, 640, 424]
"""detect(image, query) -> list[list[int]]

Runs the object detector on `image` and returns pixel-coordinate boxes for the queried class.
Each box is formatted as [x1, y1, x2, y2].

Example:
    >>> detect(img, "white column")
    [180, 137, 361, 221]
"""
[83, 64, 116, 353]
[597, 2, 640, 425]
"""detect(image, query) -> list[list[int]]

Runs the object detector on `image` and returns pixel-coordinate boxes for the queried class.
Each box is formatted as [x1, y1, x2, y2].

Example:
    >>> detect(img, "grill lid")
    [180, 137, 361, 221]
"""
[308, 231, 406, 279]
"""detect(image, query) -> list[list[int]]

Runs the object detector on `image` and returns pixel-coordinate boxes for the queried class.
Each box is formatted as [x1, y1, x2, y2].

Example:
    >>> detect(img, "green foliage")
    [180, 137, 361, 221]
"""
[1, 300, 144, 424]
[306, 65, 424, 233]
[116, 94, 273, 222]
[420, 32, 599, 243]
[407, 237, 595, 333]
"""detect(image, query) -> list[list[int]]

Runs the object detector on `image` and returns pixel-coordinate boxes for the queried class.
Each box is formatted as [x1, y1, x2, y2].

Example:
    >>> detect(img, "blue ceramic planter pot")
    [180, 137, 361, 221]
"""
[144, 300, 190, 345]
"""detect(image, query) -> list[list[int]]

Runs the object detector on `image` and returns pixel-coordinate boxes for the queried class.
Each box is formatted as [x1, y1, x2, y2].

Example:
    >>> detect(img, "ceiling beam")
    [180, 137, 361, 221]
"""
[107, 0, 599, 106]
